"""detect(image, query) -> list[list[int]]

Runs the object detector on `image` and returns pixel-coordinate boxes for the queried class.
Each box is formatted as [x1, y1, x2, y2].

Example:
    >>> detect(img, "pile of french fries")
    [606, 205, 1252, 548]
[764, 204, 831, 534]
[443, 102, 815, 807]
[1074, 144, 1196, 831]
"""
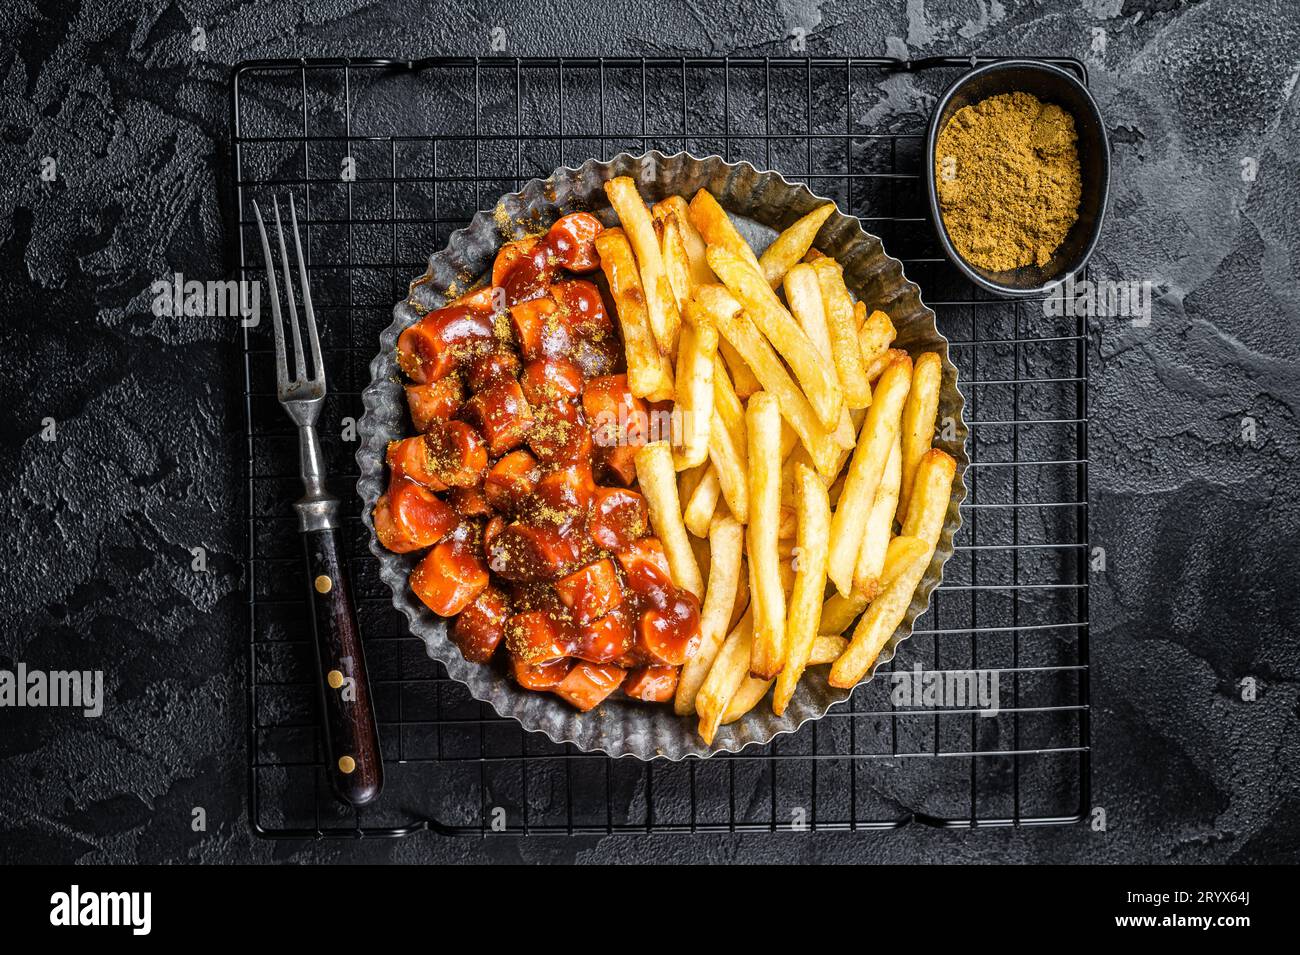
[600, 178, 957, 744]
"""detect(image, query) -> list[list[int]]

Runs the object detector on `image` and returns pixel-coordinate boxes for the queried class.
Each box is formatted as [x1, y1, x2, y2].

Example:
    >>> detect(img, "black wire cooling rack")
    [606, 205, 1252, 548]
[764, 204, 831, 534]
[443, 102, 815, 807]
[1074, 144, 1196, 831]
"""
[231, 55, 1091, 837]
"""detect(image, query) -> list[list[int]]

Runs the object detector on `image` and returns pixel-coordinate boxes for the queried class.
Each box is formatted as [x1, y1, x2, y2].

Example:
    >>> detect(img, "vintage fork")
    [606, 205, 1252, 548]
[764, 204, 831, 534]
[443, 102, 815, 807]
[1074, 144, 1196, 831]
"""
[253, 195, 382, 808]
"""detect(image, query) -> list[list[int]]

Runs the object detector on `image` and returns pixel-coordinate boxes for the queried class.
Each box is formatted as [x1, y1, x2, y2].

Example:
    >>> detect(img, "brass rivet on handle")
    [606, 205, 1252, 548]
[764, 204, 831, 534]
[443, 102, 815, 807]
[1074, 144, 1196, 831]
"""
[338, 755, 356, 774]
[327, 669, 344, 689]
[314, 574, 333, 593]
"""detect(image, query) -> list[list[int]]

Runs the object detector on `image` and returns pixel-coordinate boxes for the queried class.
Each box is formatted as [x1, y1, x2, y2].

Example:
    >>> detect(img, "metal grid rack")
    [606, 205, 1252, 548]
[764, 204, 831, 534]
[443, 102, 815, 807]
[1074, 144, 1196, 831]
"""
[232, 56, 1090, 837]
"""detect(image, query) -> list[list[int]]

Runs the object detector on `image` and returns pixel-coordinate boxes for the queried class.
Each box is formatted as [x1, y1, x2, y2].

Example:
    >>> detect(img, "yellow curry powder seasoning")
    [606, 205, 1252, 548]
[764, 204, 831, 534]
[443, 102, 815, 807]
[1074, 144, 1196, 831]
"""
[935, 91, 1082, 272]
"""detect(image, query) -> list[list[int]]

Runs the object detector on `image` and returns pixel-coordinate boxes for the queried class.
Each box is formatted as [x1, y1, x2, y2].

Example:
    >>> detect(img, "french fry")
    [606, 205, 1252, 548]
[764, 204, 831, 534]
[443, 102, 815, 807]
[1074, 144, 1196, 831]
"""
[820, 591, 867, 636]
[865, 347, 908, 383]
[722, 674, 773, 723]
[595, 228, 674, 401]
[605, 177, 681, 355]
[730, 558, 751, 631]
[676, 515, 744, 715]
[897, 352, 942, 524]
[684, 466, 722, 538]
[634, 441, 704, 598]
[858, 306, 897, 364]
[900, 448, 957, 553]
[671, 307, 718, 470]
[718, 338, 762, 398]
[696, 610, 753, 744]
[812, 258, 872, 410]
[701, 284, 842, 477]
[710, 353, 748, 458]
[827, 545, 931, 688]
[707, 245, 843, 430]
[852, 435, 902, 599]
[783, 263, 834, 364]
[773, 463, 831, 715]
[661, 212, 693, 310]
[803, 247, 827, 263]
[746, 392, 787, 679]
[654, 196, 714, 287]
[826, 354, 913, 595]
[759, 203, 835, 288]
[879, 535, 928, 592]
[808, 634, 848, 666]
[691, 534, 711, 592]
[678, 460, 708, 507]
[708, 410, 748, 524]
[688, 189, 763, 275]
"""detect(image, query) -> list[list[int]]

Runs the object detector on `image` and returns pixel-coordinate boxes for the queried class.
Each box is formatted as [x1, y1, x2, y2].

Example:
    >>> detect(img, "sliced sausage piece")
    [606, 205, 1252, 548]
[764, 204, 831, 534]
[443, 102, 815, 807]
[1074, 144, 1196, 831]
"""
[504, 611, 577, 665]
[623, 665, 679, 703]
[511, 654, 572, 691]
[552, 279, 612, 337]
[544, 212, 603, 273]
[552, 662, 626, 712]
[588, 486, 649, 552]
[406, 378, 463, 432]
[555, 558, 622, 625]
[396, 305, 494, 384]
[465, 348, 521, 393]
[492, 237, 541, 289]
[498, 242, 554, 306]
[583, 374, 650, 451]
[452, 585, 510, 663]
[385, 436, 446, 490]
[519, 358, 584, 406]
[487, 522, 583, 581]
[527, 400, 593, 463]
[635, 591, 702, 666]
[574, 606, 634, 664]
[374, 478, 458, 553]
[509, 296, 558, 362]
[466, 377, 534, 456]
[410, 539, 490, 616]
[424, 420, 487, 487]
[615, 537, 673, 585]
[484, 450, 538, 514]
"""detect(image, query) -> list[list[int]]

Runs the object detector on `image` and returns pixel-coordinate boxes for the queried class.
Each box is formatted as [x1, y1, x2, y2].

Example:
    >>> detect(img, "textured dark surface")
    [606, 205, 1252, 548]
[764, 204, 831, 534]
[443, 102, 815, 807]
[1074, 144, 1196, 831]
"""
[2, 0, 1298, 864]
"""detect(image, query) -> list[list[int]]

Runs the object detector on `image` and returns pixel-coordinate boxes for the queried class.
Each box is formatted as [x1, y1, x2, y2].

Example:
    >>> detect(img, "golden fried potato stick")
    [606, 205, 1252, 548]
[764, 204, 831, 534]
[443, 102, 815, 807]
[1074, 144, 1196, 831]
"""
[858, 305, 897, 362]
[708, 245, 844, 430]
[696, 609, 754, 744]
[710, 353, 748, 458]
[654, 196, 714, 288]
[865, 347, 908, 384]
[896, 352, 943, 524]
[708, 410, 749, 524]
[718, 338, 762, 398]
[635, 441, 704, 598]
[700, 284, 843, 477]
[759, 203, 835, 288]
[676, 514, 744, 715]
[878, 535, 928, 592]
[746, 392, 787, 679]
[820, 592, 867, 636]
[687, 189, 763, 275]
[684, 466, 722, 538]
[829, 451, 955, 687]
[853, 435, 902, 599]
[595, 228, 674, 401]
[773, 463, 831, 715]
[826, 354, 913, 595]
[671, 306, 718, 470]
[808, 634, 848, 665]
[722, 673, 773, 724]
[812, 258, 872, 410]
[827, 548, 930, 689]
[784, 263, 834, 363]
[901, 449, 957, 548]
[605, 177, 681, 355]
[661, 212, 693, 310]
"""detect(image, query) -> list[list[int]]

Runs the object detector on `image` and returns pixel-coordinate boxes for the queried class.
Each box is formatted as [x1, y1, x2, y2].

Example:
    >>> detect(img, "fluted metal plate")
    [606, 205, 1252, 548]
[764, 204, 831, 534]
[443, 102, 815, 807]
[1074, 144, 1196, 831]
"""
[357, 151, 969, 760]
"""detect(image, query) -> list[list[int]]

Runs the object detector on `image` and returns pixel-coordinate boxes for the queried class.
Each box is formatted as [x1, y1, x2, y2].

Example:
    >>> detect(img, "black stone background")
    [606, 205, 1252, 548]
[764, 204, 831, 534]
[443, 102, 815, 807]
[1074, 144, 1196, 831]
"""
[1, 0, 1298, 864]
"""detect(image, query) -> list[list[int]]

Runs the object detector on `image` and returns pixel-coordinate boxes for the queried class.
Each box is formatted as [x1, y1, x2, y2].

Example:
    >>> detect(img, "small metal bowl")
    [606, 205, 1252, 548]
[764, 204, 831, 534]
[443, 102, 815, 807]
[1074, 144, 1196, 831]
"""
[924, 59, 1110, 297]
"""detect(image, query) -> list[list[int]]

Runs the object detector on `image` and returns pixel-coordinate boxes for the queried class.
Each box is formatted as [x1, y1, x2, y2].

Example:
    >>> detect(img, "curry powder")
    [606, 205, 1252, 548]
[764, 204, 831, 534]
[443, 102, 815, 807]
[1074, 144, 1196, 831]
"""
[935, 91, 1082, 272]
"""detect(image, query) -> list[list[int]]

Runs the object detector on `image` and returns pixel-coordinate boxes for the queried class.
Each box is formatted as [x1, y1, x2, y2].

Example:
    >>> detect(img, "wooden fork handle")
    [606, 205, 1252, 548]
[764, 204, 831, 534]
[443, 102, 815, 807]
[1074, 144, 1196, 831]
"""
[301, 523, 383, 808]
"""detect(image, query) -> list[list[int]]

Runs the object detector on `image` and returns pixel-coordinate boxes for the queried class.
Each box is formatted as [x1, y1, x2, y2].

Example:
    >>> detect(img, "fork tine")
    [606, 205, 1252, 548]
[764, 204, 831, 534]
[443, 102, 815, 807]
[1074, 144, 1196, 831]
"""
[273, 196, 308, 384]
[288, 194, 324, 388]
[252, 200, 290, 395]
